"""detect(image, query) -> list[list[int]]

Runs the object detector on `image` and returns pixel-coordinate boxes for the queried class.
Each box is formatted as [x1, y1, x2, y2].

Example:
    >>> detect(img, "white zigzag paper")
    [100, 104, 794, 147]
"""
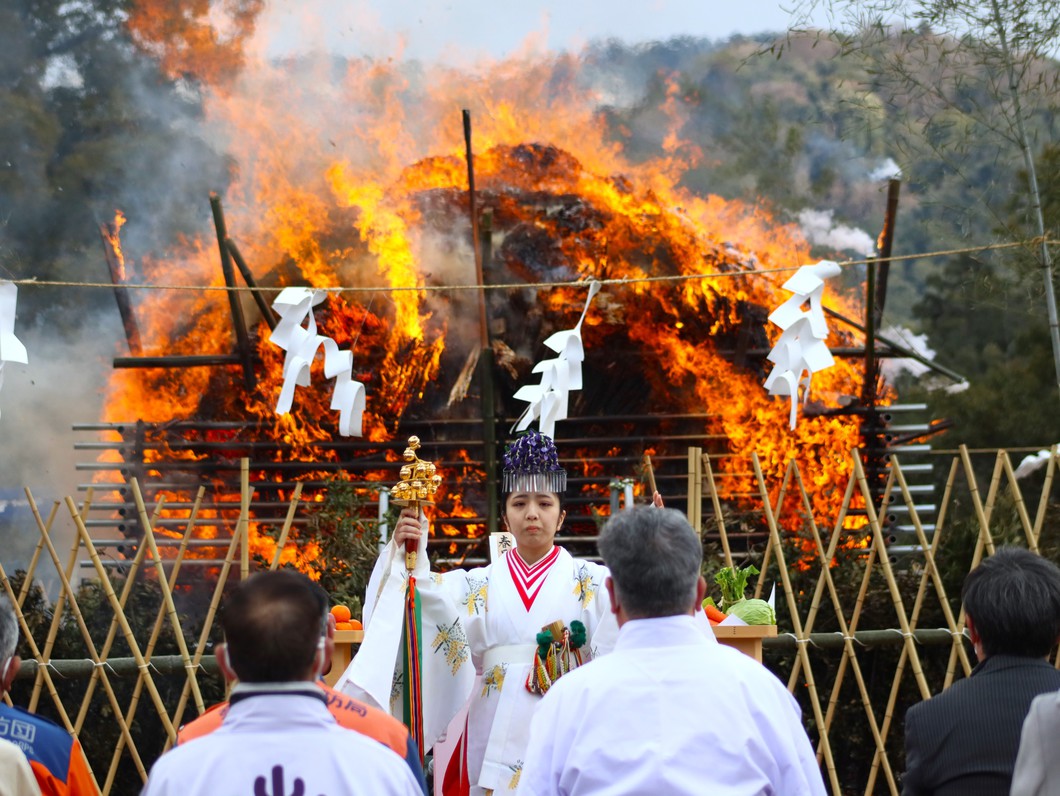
[763, 260, 841, 430]
[513, 281, 602, 439]
[269, 287, 366, 437]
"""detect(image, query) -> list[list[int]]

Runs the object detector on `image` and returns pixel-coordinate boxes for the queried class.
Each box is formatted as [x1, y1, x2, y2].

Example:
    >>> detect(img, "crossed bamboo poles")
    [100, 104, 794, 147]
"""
[683, 442, 1060, 796]
[2, 446, 1058, 795]
[0, 464, 304, 793]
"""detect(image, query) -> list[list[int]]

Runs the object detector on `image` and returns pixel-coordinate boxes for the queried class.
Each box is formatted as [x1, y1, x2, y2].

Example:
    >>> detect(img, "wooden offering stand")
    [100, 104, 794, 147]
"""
[710, 624, 777, 662]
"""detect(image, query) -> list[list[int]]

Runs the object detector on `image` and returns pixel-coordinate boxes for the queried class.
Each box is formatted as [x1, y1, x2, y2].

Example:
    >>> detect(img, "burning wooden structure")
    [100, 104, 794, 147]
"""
[86, 139, 944, 568]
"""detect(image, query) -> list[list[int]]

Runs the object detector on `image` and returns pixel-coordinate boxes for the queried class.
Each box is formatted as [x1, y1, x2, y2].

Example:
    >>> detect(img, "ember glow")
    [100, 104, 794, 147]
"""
[103, 7, 882, 566]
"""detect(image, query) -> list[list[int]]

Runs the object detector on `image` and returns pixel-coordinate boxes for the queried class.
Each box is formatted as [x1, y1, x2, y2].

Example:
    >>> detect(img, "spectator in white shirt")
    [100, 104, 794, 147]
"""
[517, 506, 827, 796]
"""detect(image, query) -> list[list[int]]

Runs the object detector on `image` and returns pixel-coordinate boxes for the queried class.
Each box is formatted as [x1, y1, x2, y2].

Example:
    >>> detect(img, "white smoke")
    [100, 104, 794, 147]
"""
[870, 157, 902, 182]
[796, 209, 876, 257]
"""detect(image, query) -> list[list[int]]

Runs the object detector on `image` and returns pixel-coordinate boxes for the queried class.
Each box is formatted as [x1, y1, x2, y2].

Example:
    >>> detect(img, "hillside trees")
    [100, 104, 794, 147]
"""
[0, 0, 228, 322]
[787, 0, 1060, 400]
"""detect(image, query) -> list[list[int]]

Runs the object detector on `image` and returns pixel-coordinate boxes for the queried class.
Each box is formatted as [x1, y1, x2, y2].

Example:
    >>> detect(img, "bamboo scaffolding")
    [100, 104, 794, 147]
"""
[792, 464, 898, 794]
[818, 525, 878, 769]
[131, 479, 206, 713]
[754, 459, 793, 601]
[71, 494, 162, 735]
[27, 530, 80, 712]
[852, 453, 931, 701]
[787, 468, 859, 692]
[66, 497, 177, 743]
[944, 446, 995, 689]
[33, 497, 148, 781]
[865, 466, 962, 794]
[25, 491, 93, 712]
[751, 453, 839, 795]
[1031, 445, 1059, 549]
[104, 488, 204, 794]
[998, 451, 1038, 552]
[166, 514, 243, 749]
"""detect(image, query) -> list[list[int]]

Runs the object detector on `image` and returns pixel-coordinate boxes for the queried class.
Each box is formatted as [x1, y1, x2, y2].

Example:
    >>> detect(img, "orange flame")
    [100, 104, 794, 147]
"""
[107, 14, 890, 570]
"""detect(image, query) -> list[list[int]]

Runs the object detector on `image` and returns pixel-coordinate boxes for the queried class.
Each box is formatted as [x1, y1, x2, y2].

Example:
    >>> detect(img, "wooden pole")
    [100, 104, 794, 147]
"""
[702, 454, 732, 568]
[269, 483, 304, 571]
[226, 238, 279, 331]
[240, 458, 250, 579]
[463, 110, 499, 533]
[100, 217, 143, 355]
[642, 453, 658, 497]
[15, 501, 56, 609]
[209, 193, 255, 391]
[686, 447, 702, 532]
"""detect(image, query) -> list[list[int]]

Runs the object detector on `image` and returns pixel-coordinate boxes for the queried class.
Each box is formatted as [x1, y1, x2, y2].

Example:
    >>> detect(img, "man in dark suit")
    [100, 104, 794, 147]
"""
[902, 547, 1060, 796]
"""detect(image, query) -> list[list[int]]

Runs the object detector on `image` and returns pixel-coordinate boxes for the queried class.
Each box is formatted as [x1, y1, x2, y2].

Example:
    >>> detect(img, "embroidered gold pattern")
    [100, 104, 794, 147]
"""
[432, 618, 470, 674]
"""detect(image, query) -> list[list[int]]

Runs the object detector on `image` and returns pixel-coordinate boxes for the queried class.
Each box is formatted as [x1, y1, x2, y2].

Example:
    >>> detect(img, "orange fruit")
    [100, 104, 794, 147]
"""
[335, 621, 354, 630]
[330, 604, 352, 623]
[348, 619, 363, 630]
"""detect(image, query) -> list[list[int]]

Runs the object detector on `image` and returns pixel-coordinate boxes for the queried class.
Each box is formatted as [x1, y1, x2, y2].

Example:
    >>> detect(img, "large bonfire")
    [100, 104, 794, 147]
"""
[98, 2, 874, 566]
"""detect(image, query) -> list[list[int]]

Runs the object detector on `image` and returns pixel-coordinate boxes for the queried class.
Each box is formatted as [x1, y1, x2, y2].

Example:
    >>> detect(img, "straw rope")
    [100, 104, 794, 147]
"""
[4, 238, 1058, 295]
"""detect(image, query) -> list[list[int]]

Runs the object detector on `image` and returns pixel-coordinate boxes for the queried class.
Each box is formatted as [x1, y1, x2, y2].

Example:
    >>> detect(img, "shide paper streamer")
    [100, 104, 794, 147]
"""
[764, 260, 841, 430]
[269, 287, 366, 437]
[0, 282, 29, 420]
[513, 280, 603, 439]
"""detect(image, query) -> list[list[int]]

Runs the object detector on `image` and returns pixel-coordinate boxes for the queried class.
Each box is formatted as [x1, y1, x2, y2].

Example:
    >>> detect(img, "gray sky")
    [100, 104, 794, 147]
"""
[258, 1, 833, 63]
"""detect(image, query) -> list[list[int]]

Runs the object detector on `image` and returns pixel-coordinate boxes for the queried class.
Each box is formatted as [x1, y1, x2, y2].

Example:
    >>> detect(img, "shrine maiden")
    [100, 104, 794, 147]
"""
[339, 431, 679, 795]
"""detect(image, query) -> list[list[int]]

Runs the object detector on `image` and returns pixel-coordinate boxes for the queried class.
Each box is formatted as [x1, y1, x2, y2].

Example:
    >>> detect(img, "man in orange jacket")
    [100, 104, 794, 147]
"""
[177, 607, 427, 793]
[0, 600, 99, 796]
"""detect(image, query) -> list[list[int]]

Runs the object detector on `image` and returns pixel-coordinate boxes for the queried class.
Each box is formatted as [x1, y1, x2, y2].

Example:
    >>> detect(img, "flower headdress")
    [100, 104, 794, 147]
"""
[502, 430, 567, 494]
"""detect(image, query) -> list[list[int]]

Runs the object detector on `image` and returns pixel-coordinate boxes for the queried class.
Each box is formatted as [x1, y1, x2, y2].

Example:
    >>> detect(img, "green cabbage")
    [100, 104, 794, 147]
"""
[727, 598, 776, 626]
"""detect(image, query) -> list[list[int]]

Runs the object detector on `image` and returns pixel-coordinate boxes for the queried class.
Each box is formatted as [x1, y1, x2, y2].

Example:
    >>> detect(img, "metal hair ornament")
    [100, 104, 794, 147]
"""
[502, 430, 567, 493]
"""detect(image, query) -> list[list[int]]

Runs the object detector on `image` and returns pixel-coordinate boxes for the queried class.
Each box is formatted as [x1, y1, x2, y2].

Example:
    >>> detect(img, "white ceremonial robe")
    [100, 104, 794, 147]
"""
[141, 687, 424, 796]
[338, 532, 619, 795]
[516, 614, 827, 796]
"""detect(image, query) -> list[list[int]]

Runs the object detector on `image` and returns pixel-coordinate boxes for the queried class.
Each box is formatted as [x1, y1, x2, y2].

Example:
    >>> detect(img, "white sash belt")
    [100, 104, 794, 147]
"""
[482, 644, 538, 671]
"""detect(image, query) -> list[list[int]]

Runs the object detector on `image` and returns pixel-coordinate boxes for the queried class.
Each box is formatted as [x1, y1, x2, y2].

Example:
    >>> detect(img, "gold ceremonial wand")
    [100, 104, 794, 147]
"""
[391, 435, 442, 570]
[390, 435, 439, 760]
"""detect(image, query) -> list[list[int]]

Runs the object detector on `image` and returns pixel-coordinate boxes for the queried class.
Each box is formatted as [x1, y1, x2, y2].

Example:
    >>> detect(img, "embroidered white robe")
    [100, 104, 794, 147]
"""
[338, 527, 617, 795]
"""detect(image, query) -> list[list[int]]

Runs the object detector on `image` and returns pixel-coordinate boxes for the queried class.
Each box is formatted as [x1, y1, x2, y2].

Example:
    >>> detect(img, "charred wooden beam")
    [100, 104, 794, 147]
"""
[463, 109, 499, 532]
[225, 238, 279, 331]
[113, 354, 242, 368]
[99, 219, 143, 355]
[209, 193, 255, 391]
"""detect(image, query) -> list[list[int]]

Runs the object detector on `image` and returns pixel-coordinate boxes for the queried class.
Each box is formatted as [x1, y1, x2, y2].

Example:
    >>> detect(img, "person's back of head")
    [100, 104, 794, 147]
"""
[961, 546, 1060, 658]
[221, 570, 328, 683]
[598, 506, 702, 619]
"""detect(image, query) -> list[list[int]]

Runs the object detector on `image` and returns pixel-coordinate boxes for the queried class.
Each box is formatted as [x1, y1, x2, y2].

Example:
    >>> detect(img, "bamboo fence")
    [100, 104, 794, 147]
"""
[0, 446, 1057, 795]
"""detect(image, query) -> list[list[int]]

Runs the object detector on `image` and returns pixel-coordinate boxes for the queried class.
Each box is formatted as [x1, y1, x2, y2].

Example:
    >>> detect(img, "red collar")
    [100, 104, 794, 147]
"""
[506, 547, 560, 611]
